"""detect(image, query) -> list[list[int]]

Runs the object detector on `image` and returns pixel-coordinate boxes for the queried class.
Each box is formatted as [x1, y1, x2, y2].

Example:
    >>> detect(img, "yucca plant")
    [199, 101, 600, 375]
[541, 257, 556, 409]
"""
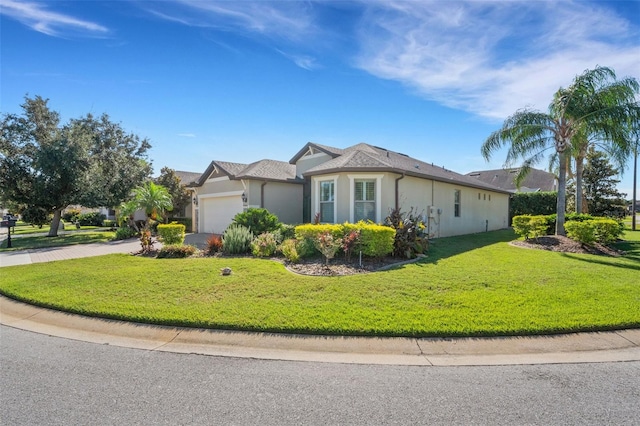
[222, 224, 254, 254]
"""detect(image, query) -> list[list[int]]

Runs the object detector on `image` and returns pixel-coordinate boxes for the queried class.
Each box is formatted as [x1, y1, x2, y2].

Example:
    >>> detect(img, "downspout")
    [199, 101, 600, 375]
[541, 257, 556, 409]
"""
[395, 173, 405, 209]
[260, 181, 267, 208]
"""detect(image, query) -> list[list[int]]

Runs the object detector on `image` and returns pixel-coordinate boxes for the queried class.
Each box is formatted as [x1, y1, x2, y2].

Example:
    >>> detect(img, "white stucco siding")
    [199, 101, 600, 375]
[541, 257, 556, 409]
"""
[430, 181, 509, 238]
[311, 172, 509, 237]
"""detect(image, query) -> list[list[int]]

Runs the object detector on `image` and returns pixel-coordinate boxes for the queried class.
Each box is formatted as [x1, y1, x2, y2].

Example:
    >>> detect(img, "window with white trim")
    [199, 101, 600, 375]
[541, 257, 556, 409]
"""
[319, 180, 335, 223]
[454, 189, 461, 217]
[354, 180, 376, 222]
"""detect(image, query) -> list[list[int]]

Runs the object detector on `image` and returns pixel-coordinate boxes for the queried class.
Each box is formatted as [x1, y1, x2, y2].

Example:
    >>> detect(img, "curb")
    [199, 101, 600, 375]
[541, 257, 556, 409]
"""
[2, 296, 639, 366]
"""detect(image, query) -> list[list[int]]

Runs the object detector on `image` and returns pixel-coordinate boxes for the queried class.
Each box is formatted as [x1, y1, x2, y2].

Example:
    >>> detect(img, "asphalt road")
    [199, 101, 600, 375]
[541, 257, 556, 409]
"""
[1, 326, 639, 425]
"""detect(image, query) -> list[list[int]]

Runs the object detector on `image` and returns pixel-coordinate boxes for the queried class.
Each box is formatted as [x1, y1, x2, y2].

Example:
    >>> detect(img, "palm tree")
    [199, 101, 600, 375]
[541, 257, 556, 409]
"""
[129, 181, 173, 228]
[556, 72, 638, 214]
[482, 66, 639, 235]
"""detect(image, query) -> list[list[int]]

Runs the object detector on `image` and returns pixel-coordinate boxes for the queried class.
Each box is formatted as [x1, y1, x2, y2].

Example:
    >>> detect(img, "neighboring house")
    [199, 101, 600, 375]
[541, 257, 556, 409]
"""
[190, 142, 511, 238]
[466, 168, 557, 193]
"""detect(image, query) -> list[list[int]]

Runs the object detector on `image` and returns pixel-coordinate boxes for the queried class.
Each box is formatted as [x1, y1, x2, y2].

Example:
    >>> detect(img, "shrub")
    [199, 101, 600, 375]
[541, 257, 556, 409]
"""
[591, 218, 624, 244]
[564, 221, 596, 246]
[277, 223, 296, 241]
[168, 217, 192, 230]
[77, 212, 106, 226]
[512, 215, 549, 240]
[356, 222, 395, 258]
[566, 213, 595, 222]
[157, 223, 186, 245]
[222, 224, 254, 254]
[314, 231, 342, 265]
[206, 235, 223, 255]
[384, 207, 427, 258]
[232, 208, 281, 235]
[21, 206, 51, 228]
[296, 237, 317, 258]
[62, 208, 81, 223]
[103, 219, 116, 228]
[295, 223, 343, 241]
[114, 226, 137, 240]
[279, 238, 300, 263]
[341, 229, 361, 262]
[251, 232, 278, 257]
[510, 191, 557, 219]
[157, 244, 197, 258]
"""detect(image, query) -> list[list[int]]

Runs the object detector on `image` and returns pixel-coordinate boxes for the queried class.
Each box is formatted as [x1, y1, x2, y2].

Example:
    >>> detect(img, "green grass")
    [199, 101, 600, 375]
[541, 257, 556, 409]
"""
[1, 229, 638, 337]
[0, 231, 116, 251]
[10, 221, 105, 236]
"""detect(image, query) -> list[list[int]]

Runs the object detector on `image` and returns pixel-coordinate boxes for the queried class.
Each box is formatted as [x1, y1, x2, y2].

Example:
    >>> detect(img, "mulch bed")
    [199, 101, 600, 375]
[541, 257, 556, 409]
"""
[283, 255, 421, 276]
[510, 235, 624, 257]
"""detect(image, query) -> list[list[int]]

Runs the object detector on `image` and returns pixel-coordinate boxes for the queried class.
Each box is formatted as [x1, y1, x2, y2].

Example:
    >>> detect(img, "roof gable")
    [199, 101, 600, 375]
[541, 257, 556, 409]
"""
[289, 142, 344, 164]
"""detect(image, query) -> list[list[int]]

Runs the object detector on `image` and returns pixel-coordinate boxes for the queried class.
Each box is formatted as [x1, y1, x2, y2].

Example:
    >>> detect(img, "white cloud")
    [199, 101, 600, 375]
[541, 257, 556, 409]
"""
[143, 0, 316, 42]
[354, 0, 640, 121]
[0, 0, 108, 37]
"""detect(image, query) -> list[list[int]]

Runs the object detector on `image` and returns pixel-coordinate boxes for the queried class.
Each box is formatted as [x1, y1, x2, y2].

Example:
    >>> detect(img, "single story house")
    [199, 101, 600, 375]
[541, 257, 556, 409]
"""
[189, 142, 511, 238]
[466, 167, 557, 193]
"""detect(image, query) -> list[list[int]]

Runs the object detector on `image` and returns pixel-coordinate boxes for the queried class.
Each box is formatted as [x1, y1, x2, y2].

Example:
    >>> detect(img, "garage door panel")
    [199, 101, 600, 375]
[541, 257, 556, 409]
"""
[202, 196, 243, 234]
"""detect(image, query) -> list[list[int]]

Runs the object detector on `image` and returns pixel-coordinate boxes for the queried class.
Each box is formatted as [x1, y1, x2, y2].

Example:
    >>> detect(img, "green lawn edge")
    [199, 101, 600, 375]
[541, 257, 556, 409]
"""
[1, 229, 639, 338]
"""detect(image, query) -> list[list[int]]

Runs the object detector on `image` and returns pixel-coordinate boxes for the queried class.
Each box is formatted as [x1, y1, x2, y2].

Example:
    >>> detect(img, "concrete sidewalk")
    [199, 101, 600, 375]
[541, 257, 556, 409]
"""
[0, 239, 143, 267]
[1, 296, 638, 366]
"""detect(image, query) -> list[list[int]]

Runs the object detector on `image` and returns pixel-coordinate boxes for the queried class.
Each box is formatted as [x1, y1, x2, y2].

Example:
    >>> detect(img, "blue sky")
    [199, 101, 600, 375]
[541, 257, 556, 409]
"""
[1, 0, 639, 196]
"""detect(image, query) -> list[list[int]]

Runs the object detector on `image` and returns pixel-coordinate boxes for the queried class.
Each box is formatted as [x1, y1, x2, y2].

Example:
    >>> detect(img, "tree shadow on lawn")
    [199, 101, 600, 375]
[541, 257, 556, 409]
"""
[559, 238, 640, 272]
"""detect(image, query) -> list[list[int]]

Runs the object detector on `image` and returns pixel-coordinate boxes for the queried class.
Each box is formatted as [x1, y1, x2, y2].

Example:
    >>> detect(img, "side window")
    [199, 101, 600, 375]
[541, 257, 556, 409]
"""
[354, 180, 376, 222]
[454, 189, 461, 217]
[319, 181, 334, 223]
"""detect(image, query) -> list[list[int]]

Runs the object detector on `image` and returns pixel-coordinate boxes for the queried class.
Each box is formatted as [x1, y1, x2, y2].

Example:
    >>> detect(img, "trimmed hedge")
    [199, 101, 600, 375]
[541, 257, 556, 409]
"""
[512, 215, 549, 240]
[157, 223, 186, 245]
[168, 217, 192, 230]
[294, 222, 395, 259]
[510, 191, 557, 219]
[564, 218, 623, 245]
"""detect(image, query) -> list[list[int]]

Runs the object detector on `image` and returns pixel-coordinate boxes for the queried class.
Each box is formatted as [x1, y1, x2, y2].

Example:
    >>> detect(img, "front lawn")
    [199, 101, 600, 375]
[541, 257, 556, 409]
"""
[0, 229, 638, 337]
[0, 231, 116, 251]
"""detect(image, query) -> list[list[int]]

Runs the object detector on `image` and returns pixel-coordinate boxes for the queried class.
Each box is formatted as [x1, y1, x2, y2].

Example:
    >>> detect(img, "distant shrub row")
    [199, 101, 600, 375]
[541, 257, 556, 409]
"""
[512, 214, 624, 245]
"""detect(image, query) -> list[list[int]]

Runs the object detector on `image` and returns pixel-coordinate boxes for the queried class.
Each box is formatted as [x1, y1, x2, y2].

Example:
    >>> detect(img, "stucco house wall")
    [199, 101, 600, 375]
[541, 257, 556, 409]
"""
[311, 171, 509, 238]
[245, 180, 304, 225]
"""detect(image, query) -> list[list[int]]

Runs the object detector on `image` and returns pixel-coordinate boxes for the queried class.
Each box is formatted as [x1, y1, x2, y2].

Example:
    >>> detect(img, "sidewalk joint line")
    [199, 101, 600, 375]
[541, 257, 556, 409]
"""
[615, 331, 639, 347]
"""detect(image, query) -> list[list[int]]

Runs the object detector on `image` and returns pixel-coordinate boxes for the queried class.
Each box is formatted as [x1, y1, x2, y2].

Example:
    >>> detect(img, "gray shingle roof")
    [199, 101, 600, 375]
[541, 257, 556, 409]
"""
[195, 159, 300, 186]
[466, 168, 557, 193]
[174, 170, 202, 186]
[236, 159, 298, 181]
[303, 143, 511, 194]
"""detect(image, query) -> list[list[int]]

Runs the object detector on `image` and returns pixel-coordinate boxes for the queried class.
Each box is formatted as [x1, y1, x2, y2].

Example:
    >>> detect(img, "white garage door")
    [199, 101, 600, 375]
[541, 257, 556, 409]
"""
[201, 196, 243, 234]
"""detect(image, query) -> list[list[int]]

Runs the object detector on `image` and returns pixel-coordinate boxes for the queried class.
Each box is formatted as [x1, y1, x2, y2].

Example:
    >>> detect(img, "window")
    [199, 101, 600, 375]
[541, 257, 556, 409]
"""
[454, 189, 461, 217]
[354, 180, 376, 222]
[319, 180, 334, 223]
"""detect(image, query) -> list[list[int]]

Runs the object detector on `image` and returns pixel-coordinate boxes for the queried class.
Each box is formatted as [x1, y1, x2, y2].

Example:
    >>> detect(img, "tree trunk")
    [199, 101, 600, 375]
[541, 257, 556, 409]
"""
[48, 208, 63, 237]
[633, 145, 637, 231]
[575, 154, 585, 214]
[556, 150, 568, 236]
